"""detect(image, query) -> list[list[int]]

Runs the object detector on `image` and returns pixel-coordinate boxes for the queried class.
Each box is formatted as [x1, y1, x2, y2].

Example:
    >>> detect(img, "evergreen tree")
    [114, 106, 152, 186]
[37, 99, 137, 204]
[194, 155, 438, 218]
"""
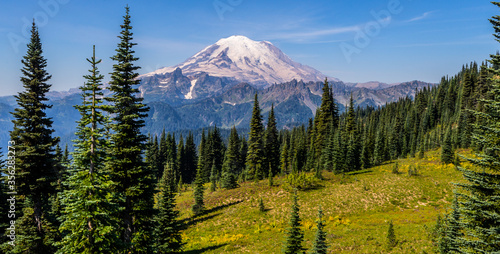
[210, 161, 217, 192]
[306, 118, 316, 170]
[310, 206, 328, 254]
[221, 126, 239, 189]
[192, 168, 205, 216]
[159, 129, 168, 175]
[198, 129, 209, 183]
[360, 127, 372, 169]
[441, 127, 454, 164]
[209, 126, 225, 179]
[314, 78, 337, 162]
[259, 198, 266, 212]
[183, 132, 198, 184]
[418, 137, 425, 159]
[8, 21, 59, 253]
[50, 144, 67, 227]
[374, 128, 386, 164]
[280, 135, 290, 175]
[345, 95, 356, 133]
[221, 155, 238, 190]
[321, 127, 335, 172]
[246, 93, 265, 180]
[332, 129, 345, 174]
[239, 136, 248, 174]
[345, 133, 359, 172]
[283, 192, 306, 254]
[57, 46, 120, 254]
[447, 5, 500, 252]
[344, 97, 361, 171]
[105, 6, 154, 253]
[268, 166, 274, 186]
[154, 163, 184, 253]
[145, 135, 161, 182]
[176, 134, 185, 185]
[439, 197, 461, 253]
[166, 133, 178, 178]
[265, 104, 280, 176]
[461, 72, 474, 110]
[387, 220, 397, 249]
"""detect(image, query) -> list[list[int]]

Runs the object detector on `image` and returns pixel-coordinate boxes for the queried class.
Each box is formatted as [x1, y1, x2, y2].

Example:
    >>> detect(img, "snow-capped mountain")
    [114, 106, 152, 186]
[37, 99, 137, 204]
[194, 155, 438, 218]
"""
[140, 35, 329, 87]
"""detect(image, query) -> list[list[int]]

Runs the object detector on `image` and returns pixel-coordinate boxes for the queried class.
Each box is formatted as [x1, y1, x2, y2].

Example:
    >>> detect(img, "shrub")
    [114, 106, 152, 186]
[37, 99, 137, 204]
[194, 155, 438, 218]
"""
[408, 165, 419, 177]
[282, 172, 322, 192]
[392, 162, 400, 174]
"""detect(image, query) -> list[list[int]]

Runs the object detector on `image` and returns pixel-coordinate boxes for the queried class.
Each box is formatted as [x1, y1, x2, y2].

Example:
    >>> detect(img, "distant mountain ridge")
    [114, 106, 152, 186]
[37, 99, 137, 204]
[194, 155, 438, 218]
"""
[0, 79, 434, 149]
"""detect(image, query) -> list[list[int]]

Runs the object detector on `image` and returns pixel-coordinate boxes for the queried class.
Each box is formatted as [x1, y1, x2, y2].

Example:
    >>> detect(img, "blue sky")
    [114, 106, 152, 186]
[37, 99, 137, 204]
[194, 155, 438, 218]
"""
[0, 0, 497, 96]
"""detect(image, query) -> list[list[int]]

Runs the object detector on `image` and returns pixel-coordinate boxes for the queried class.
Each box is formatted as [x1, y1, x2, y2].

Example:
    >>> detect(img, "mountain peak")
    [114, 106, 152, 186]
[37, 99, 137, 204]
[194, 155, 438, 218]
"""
[141, 35, 329, 87]
[215, 35, 261, 44]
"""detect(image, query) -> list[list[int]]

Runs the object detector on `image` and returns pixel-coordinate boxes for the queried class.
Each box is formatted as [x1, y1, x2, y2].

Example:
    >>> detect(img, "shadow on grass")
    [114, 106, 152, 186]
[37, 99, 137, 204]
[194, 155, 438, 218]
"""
[203, 200, 243, 214]
[182, 212, 221, 228]
[181, 200, 243, 228]
[184, 244, 227, 254]
[346, 169, 373, 176]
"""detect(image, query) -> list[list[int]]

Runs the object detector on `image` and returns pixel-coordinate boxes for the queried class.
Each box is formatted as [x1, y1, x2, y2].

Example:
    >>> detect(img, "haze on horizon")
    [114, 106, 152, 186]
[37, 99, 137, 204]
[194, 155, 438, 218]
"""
[0, 0, 496, 96]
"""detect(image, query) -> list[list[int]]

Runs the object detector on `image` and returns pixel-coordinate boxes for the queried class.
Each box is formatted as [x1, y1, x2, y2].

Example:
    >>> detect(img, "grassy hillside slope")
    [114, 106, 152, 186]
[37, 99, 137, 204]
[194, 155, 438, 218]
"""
[174, 149, 468, 253]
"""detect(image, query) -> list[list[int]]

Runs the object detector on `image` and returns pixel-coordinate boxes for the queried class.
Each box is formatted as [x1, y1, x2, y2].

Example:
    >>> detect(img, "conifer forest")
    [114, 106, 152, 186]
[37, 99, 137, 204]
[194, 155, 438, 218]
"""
[2, 2, 500, 254]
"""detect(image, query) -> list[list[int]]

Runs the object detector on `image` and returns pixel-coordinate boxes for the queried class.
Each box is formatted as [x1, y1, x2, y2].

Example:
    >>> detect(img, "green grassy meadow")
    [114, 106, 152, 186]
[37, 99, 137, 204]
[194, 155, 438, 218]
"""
[174, 148, 469, 253]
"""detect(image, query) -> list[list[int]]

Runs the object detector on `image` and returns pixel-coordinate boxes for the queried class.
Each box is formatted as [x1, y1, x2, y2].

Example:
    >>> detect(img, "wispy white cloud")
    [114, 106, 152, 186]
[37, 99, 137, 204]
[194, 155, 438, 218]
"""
[406, 11, 434, 23]
[265, 15, 396, 43]
[267, 25, 360, 42]
[395, 36, 494, 48]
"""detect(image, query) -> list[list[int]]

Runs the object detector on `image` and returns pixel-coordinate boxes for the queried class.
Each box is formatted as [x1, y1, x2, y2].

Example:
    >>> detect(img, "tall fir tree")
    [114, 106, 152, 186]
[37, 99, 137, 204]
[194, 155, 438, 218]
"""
[283, 191, 306, 254]
[447, 4, 500, 252]
[145, 135, 161, 182]
[280, 135, 290, 175]
[439, 197, 461, 253]
[8, 21, 59, 253]
[105, 6, 154, 253]
[345, 95, 356, 134]
[321, 127, 335, 172]
[246, 93, 265, 180]
[310, 206, 328, 254]
[221, 126, 240, 189]
[332, 128, 345, 174]
[183, 132, 198, 184]
[360, 127, 372, 169]
[344, 96, 361, 172]
[154, 163, 184, 253]
[57, 46, 121, 254]
[441, 127, 454, 164]
[210, 161, 217, 192]
[192, 167, 205, 216]
[166, 133, 178, 178]
[239, 136, 248, 176]
[265, 104, 280, 176]
[159, 129, 168, 176]
[314, 78, 336, 163]
[176, 134, 185, 185]
[198, 129, 209, 183]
